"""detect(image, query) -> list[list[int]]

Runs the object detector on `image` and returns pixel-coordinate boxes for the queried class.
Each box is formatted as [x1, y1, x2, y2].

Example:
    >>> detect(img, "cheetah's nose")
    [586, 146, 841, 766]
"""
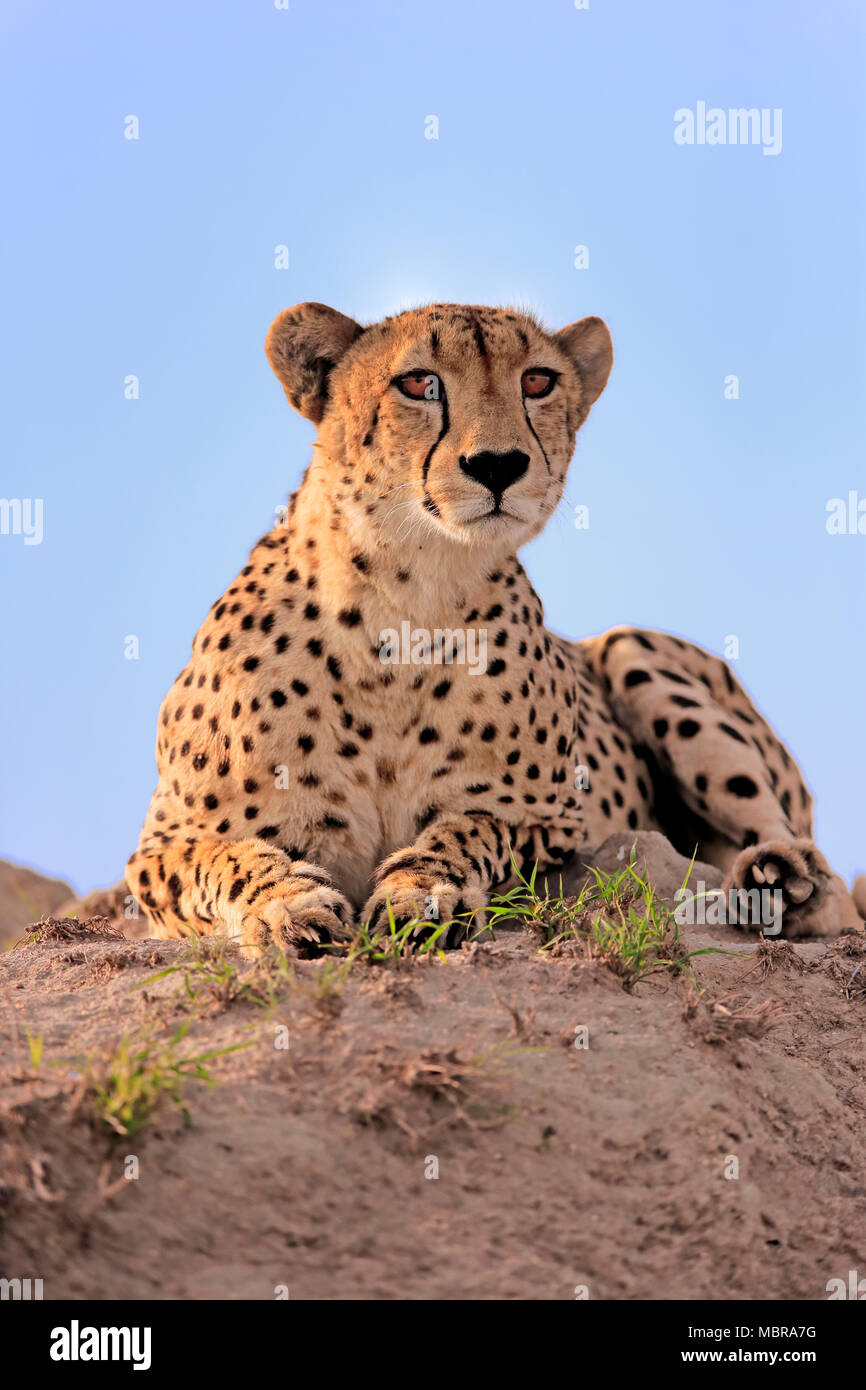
[459, 450, 529, 503]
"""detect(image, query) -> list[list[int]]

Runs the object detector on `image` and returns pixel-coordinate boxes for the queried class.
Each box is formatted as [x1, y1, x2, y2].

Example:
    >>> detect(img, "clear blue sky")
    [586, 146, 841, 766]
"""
[1, 0, 863, 895]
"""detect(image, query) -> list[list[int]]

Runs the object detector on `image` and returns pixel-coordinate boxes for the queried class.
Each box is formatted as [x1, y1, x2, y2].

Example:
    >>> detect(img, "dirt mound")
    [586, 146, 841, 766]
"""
[2, 901, 865, 1300]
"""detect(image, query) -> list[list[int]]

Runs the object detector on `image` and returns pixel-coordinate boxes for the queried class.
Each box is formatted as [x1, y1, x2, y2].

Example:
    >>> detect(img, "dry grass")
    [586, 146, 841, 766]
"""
[18, 915, 125, 947]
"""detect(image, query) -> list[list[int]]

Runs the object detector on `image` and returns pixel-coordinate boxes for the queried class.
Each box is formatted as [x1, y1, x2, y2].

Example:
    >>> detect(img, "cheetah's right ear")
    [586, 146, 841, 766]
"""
[265, 302, 364, 424]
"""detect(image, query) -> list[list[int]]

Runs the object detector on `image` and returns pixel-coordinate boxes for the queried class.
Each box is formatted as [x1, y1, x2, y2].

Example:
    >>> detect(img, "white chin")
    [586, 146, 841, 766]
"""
[449, 511, 527, 544]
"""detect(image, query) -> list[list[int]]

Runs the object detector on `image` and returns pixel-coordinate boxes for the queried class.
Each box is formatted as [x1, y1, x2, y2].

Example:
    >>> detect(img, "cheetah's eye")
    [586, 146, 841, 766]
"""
[395, 371, 442, 402]
[521, 369, 557, 399]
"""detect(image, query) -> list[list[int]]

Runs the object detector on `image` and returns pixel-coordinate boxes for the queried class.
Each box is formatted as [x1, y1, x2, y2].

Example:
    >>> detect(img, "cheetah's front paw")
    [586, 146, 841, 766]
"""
[724, 838, 854, 939]
[237, 864, 354, 960]
[362, 872, 485, 951]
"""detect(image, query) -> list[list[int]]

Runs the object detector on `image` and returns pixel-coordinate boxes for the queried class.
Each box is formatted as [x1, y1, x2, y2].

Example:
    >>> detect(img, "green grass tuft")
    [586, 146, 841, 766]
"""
[488, 843, 729, 989]
[83, 1021, 249, 1136]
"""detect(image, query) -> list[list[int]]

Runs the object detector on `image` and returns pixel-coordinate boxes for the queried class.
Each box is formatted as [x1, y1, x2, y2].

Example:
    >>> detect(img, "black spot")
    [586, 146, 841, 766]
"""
[653, 718, 669, 738]
[726, 775, 759, 798]
[677, 719, 701, 739]
[719, 722, 747, 744]
[624, 669, 651, 688]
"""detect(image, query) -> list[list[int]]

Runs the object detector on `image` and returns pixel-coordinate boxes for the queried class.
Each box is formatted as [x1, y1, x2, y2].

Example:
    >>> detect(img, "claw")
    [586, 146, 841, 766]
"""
[787, 877, 814, 904]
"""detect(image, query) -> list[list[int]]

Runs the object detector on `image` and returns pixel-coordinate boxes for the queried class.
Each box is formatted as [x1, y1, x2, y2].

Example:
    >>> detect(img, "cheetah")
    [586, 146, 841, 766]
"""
[127, 301, 859, 955]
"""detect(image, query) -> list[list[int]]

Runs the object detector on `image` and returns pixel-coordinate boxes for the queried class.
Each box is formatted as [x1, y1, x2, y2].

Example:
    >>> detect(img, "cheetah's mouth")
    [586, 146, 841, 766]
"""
[430, 493, 539, 544]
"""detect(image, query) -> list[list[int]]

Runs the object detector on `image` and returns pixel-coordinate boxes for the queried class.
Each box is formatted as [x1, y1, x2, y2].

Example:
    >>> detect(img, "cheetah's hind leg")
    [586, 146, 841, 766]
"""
[582, 627, 860, 937]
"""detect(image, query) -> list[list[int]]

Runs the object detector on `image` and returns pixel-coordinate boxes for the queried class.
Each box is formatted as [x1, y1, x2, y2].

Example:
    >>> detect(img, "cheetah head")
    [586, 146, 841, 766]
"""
[266, 302, 612, 556]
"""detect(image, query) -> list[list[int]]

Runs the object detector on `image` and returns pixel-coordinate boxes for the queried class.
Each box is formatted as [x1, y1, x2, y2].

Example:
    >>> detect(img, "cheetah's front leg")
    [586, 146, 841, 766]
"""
[361, 812, 514, 948]
[127, 837, 354, 959]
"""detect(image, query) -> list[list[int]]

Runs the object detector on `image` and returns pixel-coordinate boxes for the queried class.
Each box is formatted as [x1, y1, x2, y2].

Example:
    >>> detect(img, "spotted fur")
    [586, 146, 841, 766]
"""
[127, 302, 853, 954]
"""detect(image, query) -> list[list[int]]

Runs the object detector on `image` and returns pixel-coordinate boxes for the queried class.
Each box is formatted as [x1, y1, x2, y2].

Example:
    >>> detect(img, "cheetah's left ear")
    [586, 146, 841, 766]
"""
[266, 302, 364, 424]
[554, 316, 613, 409]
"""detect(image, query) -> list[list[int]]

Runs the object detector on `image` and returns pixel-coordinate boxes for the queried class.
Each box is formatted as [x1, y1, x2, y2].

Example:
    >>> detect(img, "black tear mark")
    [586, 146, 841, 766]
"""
[421, 391, 450, 508]
[362, 405, 379, 448]
[521, 400, 552, 476]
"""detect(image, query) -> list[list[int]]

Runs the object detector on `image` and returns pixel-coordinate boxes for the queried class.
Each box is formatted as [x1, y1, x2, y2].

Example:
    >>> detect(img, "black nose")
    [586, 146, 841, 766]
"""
[459, 450, 529, 502]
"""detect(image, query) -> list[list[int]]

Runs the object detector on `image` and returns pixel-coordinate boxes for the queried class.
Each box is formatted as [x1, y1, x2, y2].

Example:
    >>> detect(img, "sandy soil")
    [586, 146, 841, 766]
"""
[2, 901, 865, 1301]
